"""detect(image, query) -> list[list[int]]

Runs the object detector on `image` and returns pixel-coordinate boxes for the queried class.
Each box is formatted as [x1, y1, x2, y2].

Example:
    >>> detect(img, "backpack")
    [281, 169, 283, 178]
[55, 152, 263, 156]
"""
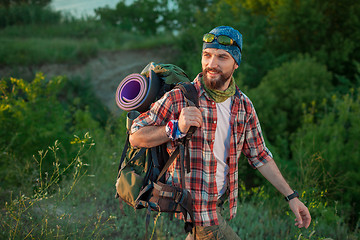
[114, 65, 199, 238]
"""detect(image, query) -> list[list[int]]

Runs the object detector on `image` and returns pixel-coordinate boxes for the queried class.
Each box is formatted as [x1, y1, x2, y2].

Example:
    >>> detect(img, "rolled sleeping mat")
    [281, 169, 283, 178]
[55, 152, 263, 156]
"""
[115, 70, 162, 112]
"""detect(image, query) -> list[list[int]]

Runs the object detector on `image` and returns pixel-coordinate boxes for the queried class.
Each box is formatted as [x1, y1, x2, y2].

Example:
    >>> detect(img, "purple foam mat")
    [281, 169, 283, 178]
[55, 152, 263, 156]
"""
[115, 71, 161, 112]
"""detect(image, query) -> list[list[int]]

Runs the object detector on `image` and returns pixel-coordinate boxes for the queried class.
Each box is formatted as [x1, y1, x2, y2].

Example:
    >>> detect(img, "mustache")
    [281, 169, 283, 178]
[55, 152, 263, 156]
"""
[203, 67, 222, 74]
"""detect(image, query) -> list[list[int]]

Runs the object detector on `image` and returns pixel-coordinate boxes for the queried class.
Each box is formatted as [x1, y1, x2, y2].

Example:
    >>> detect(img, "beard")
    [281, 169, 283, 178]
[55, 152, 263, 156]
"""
[202, 66, 235, 90]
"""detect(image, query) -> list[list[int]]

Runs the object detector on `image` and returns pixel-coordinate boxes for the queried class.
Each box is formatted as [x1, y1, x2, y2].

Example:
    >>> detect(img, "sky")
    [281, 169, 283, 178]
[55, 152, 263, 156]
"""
[50, 0, 133, 18]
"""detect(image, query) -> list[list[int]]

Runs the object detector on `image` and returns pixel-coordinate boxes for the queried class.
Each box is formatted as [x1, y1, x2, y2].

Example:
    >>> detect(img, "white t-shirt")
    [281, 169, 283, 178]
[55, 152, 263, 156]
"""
[213, 97, 232, 197]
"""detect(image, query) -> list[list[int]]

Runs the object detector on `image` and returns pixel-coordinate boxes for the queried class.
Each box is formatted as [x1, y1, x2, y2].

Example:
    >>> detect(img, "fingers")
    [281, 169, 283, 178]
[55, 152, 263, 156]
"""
[178, 107, 203, 133]
[290, 199, 312, 229]
[300, 207, 311, 228]
[293, 210, 303, 228]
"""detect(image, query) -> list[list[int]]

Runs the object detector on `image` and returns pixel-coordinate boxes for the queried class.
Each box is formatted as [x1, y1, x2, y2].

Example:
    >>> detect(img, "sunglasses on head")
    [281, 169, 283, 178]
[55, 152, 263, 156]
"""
[203, 33, 242, 53]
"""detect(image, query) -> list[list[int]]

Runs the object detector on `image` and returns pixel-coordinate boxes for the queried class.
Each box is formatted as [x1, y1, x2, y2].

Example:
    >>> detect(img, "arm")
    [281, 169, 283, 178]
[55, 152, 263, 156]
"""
[257, 160, 311, 228]
[130, 106, 202, 148]
[129, 125, 169, 148]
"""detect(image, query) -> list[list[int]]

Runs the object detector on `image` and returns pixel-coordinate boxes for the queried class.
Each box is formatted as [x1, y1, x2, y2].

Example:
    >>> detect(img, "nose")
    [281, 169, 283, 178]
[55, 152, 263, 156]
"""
[207, 56, 218, 69]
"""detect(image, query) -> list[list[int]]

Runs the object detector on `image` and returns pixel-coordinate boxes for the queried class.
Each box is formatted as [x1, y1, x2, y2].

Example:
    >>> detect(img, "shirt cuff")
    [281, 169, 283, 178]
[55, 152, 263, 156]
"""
[166, 120, 186, 140]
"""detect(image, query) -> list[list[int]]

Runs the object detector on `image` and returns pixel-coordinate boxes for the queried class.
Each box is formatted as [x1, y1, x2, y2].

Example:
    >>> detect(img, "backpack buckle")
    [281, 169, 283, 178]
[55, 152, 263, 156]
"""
[174, 190, 183, 204]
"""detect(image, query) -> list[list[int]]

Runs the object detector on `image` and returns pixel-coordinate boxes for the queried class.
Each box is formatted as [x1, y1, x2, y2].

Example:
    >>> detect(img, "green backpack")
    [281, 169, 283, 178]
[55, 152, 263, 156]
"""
[115, 64, 199, 237]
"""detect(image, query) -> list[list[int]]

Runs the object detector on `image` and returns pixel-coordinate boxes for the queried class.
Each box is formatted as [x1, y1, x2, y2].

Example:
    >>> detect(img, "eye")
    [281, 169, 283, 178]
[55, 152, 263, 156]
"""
[218, 54, 228, 59]
[203, 52, 211, 58]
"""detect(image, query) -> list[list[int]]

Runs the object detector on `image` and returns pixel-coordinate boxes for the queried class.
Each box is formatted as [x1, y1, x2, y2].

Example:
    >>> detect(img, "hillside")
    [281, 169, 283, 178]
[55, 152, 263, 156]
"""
[1, 47, 175, 114]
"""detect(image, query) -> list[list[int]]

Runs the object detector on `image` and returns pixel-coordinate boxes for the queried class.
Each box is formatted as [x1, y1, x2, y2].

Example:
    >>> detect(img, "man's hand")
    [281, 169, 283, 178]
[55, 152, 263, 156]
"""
[289, 198, 311, 228]
[178, 106, 203, 133]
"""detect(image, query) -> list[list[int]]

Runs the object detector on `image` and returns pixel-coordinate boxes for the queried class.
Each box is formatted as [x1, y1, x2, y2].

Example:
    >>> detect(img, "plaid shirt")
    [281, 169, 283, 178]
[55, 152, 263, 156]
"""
[131, 74, 273, 226]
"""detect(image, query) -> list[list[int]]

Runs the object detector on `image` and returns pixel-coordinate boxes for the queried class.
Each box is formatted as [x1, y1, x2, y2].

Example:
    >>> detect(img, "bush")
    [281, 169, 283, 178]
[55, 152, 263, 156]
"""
[248, 55, 333, 157]
[291, 88, 360, 226]
[0, 73, 70, 189]
[0, 73, 109, 192]
[267, 0, 360, 85]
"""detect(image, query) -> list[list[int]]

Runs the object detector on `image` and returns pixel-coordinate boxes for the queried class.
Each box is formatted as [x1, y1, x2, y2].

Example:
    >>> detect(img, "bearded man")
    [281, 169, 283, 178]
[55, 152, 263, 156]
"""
[129, 26, 311, 239]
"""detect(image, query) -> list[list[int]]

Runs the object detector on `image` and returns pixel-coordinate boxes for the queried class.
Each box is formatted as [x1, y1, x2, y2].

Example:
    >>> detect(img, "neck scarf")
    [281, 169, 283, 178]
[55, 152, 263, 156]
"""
[201, 76, 236, 103]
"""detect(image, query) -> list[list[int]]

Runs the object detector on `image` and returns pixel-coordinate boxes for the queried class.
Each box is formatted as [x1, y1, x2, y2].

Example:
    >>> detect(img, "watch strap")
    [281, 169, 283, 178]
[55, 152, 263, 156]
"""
[284, 190, 299, 201]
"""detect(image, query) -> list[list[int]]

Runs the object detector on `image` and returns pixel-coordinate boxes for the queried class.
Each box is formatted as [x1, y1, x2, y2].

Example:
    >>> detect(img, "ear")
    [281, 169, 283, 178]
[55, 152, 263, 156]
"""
[234, 63, 239, 70]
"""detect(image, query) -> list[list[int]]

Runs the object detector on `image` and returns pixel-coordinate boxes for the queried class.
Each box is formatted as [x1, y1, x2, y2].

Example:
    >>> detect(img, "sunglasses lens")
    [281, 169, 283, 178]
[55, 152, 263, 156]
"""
[217, 35, 233, 45]
[203, 33, 215, 43]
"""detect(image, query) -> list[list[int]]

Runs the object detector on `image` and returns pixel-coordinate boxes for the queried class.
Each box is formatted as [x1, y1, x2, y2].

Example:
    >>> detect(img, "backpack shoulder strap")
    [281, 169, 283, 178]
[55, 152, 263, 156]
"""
[156, 82, 200, 183]
[174, 82, 199, 108]
[175, 82, 200, 181]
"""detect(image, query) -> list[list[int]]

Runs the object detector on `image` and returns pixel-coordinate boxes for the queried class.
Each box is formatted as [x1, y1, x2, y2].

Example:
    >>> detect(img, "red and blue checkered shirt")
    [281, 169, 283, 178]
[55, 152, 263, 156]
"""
[131, 74, 273, 226]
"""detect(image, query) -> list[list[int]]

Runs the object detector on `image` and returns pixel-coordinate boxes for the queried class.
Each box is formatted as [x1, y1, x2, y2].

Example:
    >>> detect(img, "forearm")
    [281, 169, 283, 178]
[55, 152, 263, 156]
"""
[129, 125, 170, 148]
[257, 160, 294, 197]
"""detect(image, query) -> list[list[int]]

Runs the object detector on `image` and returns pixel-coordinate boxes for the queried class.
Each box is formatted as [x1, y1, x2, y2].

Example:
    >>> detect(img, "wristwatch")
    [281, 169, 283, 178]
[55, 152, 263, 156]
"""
[284, 190, 299, 201]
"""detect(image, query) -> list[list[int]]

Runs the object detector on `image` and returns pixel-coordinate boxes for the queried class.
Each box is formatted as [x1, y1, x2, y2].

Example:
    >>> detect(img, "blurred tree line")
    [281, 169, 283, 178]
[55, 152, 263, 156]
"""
[0, 0, 60, 27]
[95, 0, 360, 227]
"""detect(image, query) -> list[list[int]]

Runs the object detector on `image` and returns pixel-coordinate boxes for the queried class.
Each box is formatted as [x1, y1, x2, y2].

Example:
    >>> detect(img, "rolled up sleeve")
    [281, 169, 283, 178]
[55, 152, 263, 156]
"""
[242, 108, 273, 168]
[130, 91, 174, 134]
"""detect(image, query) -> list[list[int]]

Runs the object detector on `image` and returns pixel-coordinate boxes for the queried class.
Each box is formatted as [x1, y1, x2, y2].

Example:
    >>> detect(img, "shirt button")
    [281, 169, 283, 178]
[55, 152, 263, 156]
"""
[212, 102, 215, 105]
[214, 120, 217, 124]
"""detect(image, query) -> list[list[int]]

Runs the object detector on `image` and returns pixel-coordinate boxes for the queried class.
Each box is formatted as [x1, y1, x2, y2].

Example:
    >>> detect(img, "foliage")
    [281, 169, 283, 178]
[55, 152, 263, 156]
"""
[95, 0, 212, 35]
[291, 88, 360, 225]
[0, 73, 70, 189]
[95, 0, 172, 35]
[0, 2, 60, 28]
[0, 134, 112, 240]
[266, 0, 360, 86]
[0, 73, 108, 192]
[0, 0, 51, 8]
[0, 20, 176, 66]
[248, 55, 333, 157]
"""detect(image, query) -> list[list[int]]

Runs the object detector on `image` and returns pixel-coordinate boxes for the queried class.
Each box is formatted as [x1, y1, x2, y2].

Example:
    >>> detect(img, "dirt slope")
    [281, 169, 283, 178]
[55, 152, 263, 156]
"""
[1, 48, 175, 114]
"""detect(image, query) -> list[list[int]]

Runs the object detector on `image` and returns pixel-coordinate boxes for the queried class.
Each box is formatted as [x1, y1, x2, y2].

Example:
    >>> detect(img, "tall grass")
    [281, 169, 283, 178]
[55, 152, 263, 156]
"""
[0, 20, 176, 66]
[1, 118, 358, 239]
[0, 37, 98, 65]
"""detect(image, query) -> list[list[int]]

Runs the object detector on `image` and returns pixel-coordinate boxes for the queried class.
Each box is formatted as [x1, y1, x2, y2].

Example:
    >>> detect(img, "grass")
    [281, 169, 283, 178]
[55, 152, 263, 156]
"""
[0, 37, 98, 65]
[2, 125, 359, 239]
[0, 20, 176, 66]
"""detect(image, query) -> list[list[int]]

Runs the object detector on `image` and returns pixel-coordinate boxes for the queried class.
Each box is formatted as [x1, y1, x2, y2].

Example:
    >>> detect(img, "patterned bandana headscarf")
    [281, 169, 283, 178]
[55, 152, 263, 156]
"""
[202, 26, 243, 66]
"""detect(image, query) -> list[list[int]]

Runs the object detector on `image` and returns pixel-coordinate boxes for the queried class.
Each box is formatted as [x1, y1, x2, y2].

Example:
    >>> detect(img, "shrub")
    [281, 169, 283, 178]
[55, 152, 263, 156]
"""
[0, 73, 71, 189]
[0, 73, 108, 191]
[248, 55, 333, 157]
[267, 0, 360, 85]
[291, 88, 360, 226]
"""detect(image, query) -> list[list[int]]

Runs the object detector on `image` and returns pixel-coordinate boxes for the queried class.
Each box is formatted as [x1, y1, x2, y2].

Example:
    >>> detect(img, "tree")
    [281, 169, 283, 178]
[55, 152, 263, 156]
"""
[0, 0, 51, 7]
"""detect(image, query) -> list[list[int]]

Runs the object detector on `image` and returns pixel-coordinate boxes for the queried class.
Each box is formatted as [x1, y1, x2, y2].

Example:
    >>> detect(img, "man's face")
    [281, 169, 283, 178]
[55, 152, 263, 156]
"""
[201, 48, 238, 91]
